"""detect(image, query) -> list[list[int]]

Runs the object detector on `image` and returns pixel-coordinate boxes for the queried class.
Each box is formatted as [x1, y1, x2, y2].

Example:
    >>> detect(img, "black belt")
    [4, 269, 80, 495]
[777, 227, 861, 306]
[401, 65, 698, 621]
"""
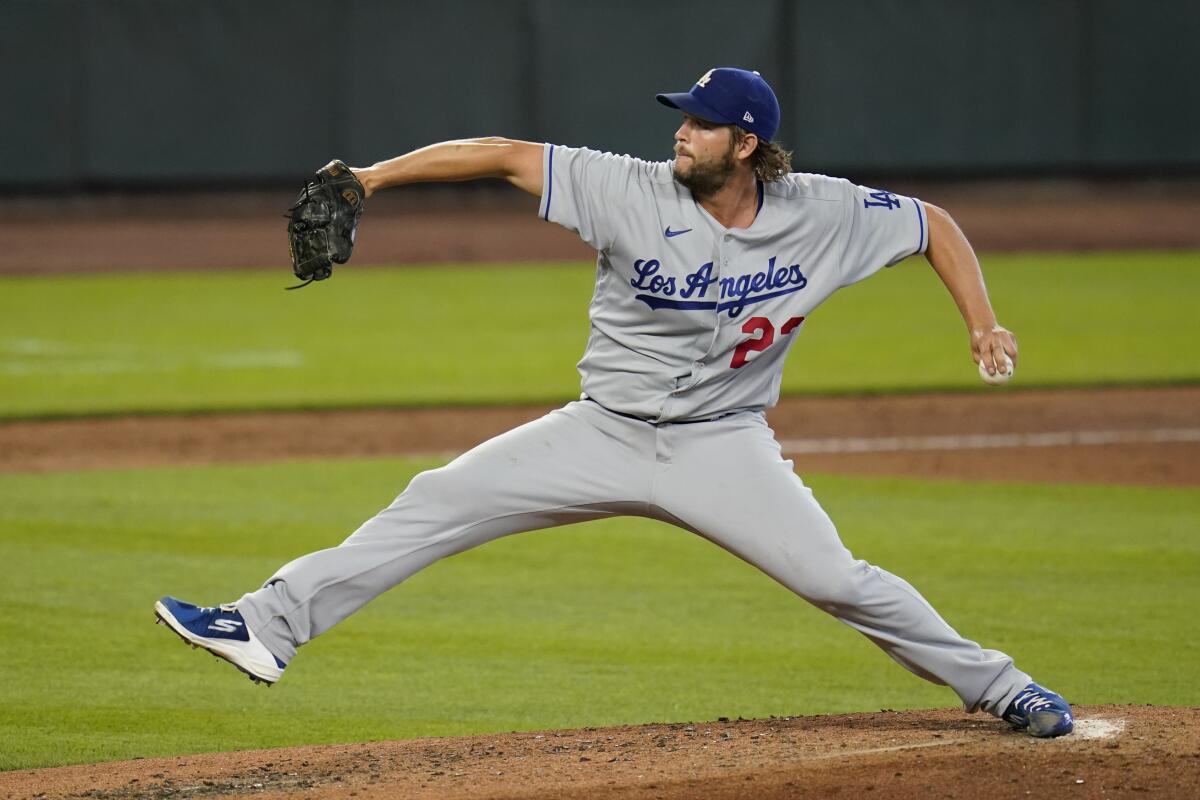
[583, 397, 737, 426]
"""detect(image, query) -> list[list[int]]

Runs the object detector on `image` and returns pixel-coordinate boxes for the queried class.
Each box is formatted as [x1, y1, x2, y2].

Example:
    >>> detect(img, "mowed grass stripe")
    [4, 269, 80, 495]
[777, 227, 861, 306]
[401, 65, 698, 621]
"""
[1, 251, 1198, 418]
[0, 458, 1196, 769]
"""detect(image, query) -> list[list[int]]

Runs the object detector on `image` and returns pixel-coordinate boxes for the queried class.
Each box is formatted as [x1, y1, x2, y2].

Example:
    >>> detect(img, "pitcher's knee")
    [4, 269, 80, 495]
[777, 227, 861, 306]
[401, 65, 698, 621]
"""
[792, 558, 873, 608]
[401, 468, 441, 502]
[386, 466, 466, 514]
[345, 467, 462, 543]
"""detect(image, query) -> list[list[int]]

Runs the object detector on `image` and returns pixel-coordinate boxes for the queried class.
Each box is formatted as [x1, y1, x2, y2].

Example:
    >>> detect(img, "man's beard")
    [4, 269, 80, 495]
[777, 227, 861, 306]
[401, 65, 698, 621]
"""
[673, 144, 736, 199]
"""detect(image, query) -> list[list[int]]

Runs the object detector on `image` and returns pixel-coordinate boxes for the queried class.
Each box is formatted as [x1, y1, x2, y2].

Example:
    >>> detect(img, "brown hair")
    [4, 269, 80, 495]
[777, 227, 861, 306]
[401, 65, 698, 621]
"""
[732, 127, 793, 182]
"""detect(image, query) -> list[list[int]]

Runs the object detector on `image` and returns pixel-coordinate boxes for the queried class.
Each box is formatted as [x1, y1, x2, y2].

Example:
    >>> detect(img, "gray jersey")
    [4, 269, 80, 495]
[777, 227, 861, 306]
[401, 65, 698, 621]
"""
[539, 144, 929, 422]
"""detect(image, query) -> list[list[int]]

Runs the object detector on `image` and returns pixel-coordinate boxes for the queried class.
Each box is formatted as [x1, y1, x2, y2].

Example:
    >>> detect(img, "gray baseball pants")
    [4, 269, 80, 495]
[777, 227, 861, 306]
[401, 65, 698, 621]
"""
[237, 400, 1029, 715]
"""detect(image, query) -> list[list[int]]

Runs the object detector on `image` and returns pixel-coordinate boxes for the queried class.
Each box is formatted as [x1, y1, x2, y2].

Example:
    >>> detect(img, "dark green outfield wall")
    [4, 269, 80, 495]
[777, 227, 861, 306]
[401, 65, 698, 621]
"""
[3, 0, 1198, 188]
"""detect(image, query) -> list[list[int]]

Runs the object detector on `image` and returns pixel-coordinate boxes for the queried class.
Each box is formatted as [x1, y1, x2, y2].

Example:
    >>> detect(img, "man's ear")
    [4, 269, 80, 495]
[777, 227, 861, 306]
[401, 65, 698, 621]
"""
[736, 132, 759, 163]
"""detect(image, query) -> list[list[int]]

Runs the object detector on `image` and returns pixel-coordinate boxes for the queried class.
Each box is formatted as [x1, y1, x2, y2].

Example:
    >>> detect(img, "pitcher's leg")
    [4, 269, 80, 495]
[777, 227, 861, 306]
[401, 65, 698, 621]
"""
[238, 402, 653, 661]
[656, 413, 1028, 715]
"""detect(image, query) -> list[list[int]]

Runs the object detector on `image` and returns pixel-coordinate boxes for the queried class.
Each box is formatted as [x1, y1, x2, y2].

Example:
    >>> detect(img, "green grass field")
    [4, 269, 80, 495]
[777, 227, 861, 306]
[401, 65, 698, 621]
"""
[1, 251, 1197, 418]
[1, 459, 1197, 770]
[2, 251, 1198, 771]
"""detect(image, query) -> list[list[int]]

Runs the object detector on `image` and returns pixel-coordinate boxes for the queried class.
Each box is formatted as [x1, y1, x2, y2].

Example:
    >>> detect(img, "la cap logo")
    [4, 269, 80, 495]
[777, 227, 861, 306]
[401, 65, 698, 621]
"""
[696, 69, 714, 88]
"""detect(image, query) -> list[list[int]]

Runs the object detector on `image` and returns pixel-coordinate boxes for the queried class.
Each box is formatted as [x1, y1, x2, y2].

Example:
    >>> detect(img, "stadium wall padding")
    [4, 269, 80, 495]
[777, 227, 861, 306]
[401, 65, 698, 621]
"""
[2, 0, 1197, 188]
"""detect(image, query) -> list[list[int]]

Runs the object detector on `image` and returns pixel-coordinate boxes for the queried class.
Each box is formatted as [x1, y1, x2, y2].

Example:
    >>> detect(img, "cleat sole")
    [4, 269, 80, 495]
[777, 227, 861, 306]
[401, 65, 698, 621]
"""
[153, 607, 277, 686]
[1028, 710, 1074, 738]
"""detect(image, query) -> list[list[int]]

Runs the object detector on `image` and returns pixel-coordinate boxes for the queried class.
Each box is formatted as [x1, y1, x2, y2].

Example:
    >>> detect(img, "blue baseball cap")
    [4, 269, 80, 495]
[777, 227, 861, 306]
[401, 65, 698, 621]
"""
[656, 67, 781, 142]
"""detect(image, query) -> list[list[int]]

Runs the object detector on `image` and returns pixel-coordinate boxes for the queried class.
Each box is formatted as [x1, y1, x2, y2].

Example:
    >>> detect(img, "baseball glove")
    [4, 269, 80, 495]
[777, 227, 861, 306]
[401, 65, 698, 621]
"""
[284, 160, 365, 288]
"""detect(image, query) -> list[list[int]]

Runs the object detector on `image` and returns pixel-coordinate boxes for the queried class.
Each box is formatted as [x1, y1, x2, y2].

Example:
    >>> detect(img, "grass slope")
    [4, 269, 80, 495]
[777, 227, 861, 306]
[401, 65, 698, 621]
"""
[1, 458, 1196, 769]
[2, 251, 1197, 418]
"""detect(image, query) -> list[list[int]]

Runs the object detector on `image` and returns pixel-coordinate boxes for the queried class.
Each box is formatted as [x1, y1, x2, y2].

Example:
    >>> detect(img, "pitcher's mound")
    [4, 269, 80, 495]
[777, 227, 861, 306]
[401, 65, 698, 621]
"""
[2, 705, 1196, 799]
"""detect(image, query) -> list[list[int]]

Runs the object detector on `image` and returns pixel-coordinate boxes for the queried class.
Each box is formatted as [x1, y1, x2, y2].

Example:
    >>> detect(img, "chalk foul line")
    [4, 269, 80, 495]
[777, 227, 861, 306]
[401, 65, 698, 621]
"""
[779, 428, 1200, 455]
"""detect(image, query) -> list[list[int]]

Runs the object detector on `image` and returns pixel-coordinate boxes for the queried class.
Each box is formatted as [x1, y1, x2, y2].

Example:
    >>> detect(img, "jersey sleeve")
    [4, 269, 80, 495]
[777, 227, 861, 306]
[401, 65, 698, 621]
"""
[537, 144, 645, 252]
[838, 183, 929, 287]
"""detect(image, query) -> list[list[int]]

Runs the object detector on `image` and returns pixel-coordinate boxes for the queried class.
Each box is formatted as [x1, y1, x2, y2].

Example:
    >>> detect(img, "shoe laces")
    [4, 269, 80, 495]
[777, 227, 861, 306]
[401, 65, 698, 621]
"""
[199, 603, 239, 614]
[1011, 688, 1056, 715]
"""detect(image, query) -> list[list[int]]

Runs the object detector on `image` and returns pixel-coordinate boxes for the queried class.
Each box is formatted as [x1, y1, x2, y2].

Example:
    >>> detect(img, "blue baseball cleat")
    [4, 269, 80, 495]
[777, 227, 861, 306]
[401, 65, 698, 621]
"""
[1002, 682, 1074, 737]
[154, 596, 286, 685]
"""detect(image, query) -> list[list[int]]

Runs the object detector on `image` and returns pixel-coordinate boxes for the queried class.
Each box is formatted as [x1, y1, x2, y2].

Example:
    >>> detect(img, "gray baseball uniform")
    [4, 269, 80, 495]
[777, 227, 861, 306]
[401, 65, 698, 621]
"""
[236, 144, 1030, 716]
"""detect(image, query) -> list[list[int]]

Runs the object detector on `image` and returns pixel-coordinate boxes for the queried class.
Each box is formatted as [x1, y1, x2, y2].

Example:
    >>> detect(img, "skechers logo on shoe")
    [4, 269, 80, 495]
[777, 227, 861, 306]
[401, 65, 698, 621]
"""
[208, 619, 244, 633]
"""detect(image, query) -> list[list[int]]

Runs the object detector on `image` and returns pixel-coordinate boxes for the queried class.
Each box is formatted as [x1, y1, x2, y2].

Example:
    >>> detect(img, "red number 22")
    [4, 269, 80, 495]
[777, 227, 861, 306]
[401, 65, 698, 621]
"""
[730, 316, 804, 369]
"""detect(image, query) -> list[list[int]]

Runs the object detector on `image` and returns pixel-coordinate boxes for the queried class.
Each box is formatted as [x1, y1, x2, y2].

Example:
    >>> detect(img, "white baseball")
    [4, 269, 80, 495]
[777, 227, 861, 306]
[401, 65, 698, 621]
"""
[978, 355, 1014, 386]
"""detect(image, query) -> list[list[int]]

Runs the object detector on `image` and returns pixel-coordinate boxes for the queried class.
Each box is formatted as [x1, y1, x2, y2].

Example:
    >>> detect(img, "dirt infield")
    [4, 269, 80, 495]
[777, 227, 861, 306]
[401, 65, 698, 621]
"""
[2, 706, 1195, 799]
[4, 180, 1200, 275]
[4, 386, 1199, 486]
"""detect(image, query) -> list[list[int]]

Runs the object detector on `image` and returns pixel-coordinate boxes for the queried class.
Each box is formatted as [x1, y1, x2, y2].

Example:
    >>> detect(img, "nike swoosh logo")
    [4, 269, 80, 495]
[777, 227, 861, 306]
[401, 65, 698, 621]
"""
[664, 226, 692, 238]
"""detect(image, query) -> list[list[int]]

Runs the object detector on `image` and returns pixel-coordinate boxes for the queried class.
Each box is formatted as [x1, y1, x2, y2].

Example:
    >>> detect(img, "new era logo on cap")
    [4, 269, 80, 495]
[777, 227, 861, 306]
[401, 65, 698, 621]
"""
[655, 67, 781, 142]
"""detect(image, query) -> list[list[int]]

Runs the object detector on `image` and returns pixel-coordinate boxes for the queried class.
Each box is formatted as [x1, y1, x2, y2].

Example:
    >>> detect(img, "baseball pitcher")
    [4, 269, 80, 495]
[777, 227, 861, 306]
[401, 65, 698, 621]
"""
[157, 68, 1072, 738]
